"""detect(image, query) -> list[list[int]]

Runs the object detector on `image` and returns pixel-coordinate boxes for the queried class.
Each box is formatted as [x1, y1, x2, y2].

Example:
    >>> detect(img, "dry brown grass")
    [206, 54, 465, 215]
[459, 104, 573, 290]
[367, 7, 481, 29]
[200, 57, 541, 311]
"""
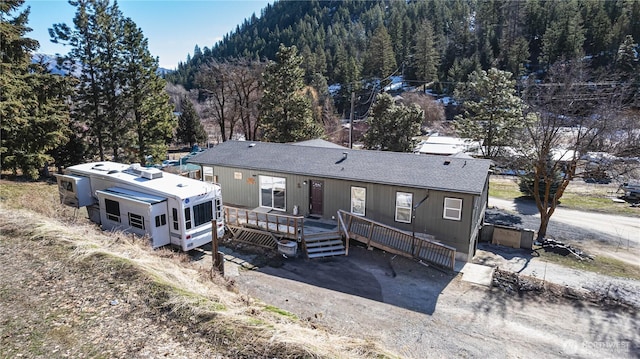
[0, 180, 396, 358]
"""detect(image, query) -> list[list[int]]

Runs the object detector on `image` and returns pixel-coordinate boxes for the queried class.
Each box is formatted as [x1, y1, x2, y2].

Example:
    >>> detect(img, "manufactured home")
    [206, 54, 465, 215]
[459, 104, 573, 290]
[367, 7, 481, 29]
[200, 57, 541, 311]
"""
[55, 162, 224, 251]
[188, 141, 491, 261]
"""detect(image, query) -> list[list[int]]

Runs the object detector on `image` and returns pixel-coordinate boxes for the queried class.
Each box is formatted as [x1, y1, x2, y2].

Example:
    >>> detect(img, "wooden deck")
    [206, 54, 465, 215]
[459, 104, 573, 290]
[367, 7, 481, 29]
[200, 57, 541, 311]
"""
[223, 206, 455, 270]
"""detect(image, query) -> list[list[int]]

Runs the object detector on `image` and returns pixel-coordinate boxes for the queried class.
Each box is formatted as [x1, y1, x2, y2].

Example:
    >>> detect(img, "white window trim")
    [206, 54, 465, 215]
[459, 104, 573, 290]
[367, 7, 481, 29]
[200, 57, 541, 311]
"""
[443, 197, 462, 221]
[350, 186, 366, 216]
[395, 192, 413, 223]
[128, 212, 145, 230]
[203, 166, 215, 183]
[259, 175, 286, 211]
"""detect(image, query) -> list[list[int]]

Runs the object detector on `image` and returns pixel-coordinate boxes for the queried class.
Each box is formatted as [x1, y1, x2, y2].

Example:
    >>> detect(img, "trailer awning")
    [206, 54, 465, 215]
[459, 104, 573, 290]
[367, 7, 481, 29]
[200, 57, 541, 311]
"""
[96, 187, 167, 205]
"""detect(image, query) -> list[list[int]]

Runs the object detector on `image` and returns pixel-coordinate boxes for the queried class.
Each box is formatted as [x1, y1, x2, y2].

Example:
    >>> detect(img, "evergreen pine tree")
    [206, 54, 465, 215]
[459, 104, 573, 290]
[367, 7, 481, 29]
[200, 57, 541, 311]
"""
[363, 93, 423, 152]
[363, 25, 397, 82]
[454, 68, 524, 158]
[519, 154, 563, 202]
[259, 44, 323, 142]
[413, 20, 439, 92]
[176, 96, 206, 148]
[540, 0, 586, 67]
[121, 18, 176, 165]
[50, 0, 119, 161]
[1, 0, 72, 179]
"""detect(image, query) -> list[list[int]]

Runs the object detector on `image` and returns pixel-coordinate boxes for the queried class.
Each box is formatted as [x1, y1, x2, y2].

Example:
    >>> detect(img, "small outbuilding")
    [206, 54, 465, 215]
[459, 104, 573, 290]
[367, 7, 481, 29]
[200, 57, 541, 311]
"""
[188, 140, 491, 261]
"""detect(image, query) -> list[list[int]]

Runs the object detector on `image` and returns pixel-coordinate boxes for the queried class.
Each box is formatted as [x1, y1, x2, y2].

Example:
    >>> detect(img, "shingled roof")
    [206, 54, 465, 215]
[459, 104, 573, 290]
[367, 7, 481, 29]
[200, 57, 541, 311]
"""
[188, 141, 491, 195]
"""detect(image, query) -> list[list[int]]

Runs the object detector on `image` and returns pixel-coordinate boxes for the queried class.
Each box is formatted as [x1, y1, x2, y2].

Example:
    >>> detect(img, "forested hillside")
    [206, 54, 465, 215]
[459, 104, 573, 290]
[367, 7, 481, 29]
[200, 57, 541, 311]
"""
[167, 0, 640, 101]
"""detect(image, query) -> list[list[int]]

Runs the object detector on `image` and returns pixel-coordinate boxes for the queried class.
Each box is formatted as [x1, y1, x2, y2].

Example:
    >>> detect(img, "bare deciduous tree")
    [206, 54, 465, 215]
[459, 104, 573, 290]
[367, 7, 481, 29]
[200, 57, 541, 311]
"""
[398, 92, 447, 134]
[196, 61, 238, 141]
[518, 60, 626, 241]
[229, 59, 264, 141]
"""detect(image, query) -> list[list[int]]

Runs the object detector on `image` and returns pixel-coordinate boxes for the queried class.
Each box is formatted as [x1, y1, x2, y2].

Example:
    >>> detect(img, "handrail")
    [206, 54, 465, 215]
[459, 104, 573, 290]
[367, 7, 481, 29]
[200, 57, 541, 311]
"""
[224, 206, 304, 239]
[336, 209, 455, 271]
[336, 210, 351, 256]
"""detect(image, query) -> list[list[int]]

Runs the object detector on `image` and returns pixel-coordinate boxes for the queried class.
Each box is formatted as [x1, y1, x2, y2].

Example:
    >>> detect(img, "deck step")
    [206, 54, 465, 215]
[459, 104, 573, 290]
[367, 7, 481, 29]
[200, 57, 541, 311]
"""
[307, 244, 345, 253]
[308, 249, 346, 258]
[303, 230, 346, 259]
[304, 231, 341, 241]
[305, 239, 344, 248]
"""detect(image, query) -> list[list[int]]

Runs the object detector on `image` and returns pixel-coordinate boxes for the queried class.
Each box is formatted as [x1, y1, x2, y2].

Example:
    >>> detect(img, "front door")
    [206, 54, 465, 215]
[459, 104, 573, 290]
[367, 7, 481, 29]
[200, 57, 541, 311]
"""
[309, 180, 324, 216]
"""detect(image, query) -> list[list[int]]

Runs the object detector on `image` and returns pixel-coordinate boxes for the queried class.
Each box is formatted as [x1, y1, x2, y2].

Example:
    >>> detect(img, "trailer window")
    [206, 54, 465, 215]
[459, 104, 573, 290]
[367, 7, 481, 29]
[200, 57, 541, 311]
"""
[193, 201, 213, 227]
[172, 208, 179, 230]
[184, 208, 192, 230]
[105, 199, 121, 222]
[60, 180, 73, 191]
[155, 214, 166, 227]
[128, 213, 145, 230]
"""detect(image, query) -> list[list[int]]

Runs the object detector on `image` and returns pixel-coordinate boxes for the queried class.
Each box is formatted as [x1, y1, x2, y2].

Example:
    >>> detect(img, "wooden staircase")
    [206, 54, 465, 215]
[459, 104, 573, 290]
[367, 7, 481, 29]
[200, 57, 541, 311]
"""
[304, 231, 346, 258]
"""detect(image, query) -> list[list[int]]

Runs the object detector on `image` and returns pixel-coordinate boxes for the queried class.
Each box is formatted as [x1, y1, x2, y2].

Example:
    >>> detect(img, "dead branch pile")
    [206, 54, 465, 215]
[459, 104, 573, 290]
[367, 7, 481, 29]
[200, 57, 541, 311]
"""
[541, 238, 595, 261]
[492, 268, 638, 311]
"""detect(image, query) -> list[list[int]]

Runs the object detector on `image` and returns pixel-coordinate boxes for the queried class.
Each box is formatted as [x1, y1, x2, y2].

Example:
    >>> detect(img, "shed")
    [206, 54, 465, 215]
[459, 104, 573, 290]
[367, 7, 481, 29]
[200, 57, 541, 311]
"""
[188, 141, 491, 261]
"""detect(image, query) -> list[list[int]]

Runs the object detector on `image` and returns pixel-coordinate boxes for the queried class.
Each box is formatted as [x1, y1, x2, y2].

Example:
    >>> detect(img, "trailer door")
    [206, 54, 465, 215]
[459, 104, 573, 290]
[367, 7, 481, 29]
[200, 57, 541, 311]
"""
[150, 202, 170, 248]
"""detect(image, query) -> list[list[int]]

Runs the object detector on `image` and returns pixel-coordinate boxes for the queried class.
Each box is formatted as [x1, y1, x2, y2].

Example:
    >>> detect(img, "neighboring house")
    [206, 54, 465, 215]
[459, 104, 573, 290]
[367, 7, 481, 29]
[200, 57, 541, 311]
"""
[188, 140, 491, 261]
[414, 134, 481, 156]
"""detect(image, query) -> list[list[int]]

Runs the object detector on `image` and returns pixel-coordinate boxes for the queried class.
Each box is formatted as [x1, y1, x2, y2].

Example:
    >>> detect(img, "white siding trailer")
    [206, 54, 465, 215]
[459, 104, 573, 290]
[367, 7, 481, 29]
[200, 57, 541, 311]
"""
[55, 162, 224, 251]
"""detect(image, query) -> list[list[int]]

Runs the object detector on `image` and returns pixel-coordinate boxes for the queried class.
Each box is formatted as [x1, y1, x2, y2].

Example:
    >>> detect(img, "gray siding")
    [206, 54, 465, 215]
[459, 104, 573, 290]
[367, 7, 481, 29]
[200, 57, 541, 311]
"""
[208, 164, 483, 256]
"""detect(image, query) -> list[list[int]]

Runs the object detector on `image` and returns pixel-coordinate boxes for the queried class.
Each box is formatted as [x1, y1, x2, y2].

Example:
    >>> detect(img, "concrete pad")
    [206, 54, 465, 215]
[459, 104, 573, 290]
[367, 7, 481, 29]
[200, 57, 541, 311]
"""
[460, 263, 495, 287]
[224, 260, 240, 277]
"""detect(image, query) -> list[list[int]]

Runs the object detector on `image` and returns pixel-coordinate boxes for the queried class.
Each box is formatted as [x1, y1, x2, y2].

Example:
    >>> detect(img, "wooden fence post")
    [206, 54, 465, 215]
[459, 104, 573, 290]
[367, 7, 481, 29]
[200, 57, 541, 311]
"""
[212, 220, 224, 276]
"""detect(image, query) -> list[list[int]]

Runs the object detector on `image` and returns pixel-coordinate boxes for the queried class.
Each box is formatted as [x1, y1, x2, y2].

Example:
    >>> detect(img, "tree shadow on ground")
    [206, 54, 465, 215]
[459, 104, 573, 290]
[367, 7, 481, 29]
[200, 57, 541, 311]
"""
[484, 209, 524, 227]
[512, 197, 543, 215]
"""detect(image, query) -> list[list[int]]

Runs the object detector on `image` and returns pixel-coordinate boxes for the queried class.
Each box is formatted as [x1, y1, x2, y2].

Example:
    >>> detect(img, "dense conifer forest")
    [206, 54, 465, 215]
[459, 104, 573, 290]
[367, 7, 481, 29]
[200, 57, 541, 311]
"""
[167, 0, 639, 106]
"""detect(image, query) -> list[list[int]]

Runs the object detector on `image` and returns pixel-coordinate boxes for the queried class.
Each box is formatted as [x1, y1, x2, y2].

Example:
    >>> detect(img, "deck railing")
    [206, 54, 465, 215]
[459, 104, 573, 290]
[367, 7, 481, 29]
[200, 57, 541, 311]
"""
[224, 206, 304, 240]
[337, 210, 456, 271]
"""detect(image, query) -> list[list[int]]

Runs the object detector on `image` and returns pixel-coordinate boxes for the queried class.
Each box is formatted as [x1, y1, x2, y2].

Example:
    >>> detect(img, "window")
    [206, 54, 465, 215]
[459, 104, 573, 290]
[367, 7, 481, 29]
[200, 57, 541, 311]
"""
[60, 180, 73, 191]
[155, 214, 167, 227]
[105, 199, 121, 223]
[203, 166, 215, 183]
[395, 192, 413, 223]
[128, 213, 145, 230]
[259, 175, 286, 210]
[443, 197, 463, 220]
[193, 201, 213, 227]
[350, 187, 366, 216]
[172, 208, 179, 230]
[184, 208, 192, 230]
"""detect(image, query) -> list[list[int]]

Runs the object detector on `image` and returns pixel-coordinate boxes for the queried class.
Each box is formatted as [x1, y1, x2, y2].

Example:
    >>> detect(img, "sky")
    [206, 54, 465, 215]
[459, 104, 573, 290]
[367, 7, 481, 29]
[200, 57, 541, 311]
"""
[21, 0, 273, 69]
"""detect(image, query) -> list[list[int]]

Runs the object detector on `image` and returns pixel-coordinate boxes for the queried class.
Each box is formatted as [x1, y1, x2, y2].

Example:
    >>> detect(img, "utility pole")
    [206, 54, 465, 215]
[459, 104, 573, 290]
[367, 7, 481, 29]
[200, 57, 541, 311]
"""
[349, 92, 355, 149]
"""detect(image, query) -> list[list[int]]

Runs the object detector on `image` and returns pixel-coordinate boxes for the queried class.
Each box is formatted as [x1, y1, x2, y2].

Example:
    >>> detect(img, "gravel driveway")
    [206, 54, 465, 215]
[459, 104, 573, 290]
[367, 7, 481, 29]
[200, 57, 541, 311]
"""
[218, 244, 639, 358]
[487, 197, 640, 248]
[205, 194, 640, 358]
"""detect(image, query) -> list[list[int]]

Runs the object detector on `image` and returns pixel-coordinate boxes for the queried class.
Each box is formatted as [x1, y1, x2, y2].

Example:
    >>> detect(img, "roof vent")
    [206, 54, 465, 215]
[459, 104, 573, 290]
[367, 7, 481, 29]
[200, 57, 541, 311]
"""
[249, 143, 256, 148]
[140, 168, 163, 180]
[443, 160, 451, 166]
[336, 152, 348, 164]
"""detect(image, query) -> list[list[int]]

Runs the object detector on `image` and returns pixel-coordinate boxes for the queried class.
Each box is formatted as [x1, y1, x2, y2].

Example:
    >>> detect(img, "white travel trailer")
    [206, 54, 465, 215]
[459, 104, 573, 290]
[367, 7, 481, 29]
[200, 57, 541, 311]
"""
[55, 162, 224, 251]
